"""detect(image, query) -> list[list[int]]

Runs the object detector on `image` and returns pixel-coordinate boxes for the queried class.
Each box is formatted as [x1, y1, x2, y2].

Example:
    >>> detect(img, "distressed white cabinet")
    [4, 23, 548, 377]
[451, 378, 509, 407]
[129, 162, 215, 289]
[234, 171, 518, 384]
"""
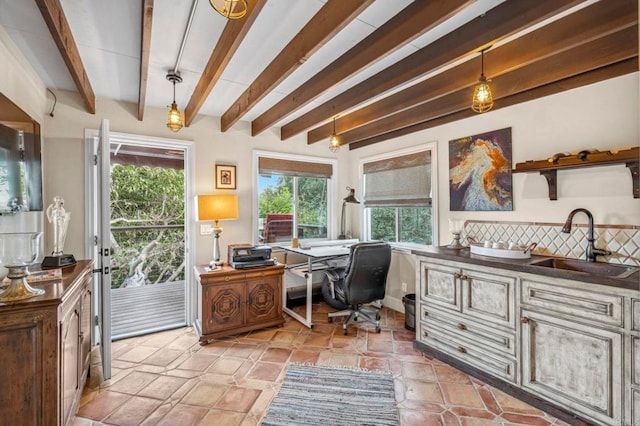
[415, 254, 637, 426]
[417, 259, 518, 383]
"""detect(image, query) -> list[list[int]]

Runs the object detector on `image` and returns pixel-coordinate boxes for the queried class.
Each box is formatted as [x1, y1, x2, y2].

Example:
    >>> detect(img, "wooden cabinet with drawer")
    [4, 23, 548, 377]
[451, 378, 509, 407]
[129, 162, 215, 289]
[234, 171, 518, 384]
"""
[417, 259, 518, 383]
[194, 264, 285, 343]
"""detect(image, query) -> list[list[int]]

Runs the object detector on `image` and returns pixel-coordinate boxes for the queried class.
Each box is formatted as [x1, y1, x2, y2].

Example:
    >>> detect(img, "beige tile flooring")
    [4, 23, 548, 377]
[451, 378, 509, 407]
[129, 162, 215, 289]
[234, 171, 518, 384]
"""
[75, 303, 570, 426]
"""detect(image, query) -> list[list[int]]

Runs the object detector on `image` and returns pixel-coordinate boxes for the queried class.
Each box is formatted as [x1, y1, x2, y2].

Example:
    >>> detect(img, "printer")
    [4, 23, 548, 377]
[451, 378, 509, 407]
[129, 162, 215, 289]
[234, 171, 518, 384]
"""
[230, 245, 276, 269]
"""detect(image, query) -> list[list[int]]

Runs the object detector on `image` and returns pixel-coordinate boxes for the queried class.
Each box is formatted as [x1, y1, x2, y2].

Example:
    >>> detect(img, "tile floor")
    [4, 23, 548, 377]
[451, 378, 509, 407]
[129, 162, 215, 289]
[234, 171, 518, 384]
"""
[75, 303, 570, 426]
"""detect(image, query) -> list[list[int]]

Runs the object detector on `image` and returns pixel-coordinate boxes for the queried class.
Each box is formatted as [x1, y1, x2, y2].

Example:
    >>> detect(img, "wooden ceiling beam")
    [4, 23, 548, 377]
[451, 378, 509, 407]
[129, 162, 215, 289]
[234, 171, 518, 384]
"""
[280, 0, 582, 141]
[250, 0, 475, 137]
[35, 0, 96, 114]
[307, 0, 637, 144]
[183, 0, 266, 127]
[339, 27, 637, 147]
[137, 0, 154, 121]
[350, 59, 638, 150]
[220, 0, 375, 132]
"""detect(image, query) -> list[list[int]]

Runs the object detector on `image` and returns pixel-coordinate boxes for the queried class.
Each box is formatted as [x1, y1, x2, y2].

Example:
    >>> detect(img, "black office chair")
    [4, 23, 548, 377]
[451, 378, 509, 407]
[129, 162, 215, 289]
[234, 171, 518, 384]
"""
[322, 241, 391, 334]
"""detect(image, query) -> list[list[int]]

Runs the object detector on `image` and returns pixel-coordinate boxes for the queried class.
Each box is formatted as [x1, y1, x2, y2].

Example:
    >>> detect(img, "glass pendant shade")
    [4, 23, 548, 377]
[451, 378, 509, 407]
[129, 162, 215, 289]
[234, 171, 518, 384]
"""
[328, 116, 340, 152]
[472, 74, 494, 113]
[210, 0, 248, 19]
[167, 102, 183, 132]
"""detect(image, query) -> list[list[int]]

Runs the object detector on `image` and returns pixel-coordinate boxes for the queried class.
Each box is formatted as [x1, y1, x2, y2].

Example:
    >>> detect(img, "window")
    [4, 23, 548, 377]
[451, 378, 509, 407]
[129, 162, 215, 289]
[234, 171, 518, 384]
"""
[361, 143, 438, 247]
[254, 151, 337, 244]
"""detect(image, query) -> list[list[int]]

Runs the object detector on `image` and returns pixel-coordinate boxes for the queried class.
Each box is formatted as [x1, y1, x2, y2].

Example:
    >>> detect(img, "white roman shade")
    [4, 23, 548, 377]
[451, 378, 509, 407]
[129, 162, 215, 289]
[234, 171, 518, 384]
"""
[363, 150, 431, 207]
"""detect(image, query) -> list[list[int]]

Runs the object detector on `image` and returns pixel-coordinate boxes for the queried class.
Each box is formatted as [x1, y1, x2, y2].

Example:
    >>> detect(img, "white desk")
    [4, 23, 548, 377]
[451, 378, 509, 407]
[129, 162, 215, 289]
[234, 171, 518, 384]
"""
[280, 240, 357, 328]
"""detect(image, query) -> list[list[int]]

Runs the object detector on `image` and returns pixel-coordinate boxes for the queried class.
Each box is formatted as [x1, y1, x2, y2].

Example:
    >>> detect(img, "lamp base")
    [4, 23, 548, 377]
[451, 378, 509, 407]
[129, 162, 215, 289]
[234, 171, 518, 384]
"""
[0, 267, 45, 302]
[448, 233, 464, 249]
[41, 254, 76, 268]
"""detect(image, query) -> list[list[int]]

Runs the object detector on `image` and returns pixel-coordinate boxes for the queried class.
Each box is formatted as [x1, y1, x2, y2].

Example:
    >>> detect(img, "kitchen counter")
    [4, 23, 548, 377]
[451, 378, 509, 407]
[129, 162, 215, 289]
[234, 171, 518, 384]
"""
[411, 246, 639, 291]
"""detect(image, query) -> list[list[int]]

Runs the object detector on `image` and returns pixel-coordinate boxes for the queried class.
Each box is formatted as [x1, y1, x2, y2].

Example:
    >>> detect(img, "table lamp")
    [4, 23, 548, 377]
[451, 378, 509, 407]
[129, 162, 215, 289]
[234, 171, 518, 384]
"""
[339, 187, 360, 239]
[448, 218, 464, 249]
[197, 194, 239, 266]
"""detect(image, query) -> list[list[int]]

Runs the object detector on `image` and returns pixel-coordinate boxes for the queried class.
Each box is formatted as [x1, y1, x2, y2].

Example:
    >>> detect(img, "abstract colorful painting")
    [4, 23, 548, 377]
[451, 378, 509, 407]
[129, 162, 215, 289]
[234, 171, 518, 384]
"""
[449, 127, 513, 211]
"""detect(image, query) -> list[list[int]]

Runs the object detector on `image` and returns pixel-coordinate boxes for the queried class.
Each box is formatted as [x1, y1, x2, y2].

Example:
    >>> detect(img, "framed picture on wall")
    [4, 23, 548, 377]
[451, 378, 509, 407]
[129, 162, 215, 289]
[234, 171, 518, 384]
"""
[215, 164, 236, 189]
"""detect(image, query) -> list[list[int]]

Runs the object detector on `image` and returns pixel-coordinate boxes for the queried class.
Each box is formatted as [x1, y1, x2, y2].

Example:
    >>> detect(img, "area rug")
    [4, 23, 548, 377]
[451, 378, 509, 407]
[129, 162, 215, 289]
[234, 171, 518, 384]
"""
[262, 363, 399, 426]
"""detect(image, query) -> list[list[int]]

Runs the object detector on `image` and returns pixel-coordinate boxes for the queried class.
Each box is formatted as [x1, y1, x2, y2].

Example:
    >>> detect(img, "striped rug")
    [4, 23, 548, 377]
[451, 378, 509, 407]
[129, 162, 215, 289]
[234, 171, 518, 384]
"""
[262, 363, 399, 426]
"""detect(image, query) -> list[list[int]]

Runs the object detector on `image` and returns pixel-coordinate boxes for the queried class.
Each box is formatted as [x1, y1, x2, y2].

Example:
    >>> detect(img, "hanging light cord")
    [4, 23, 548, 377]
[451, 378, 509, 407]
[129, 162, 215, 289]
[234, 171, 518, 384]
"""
[46, 88, 57, 117]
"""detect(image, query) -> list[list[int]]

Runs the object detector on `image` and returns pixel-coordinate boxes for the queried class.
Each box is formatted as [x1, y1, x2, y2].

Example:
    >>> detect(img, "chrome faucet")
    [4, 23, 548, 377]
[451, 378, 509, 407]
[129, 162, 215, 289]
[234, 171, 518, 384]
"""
[561, 208, 611, 262]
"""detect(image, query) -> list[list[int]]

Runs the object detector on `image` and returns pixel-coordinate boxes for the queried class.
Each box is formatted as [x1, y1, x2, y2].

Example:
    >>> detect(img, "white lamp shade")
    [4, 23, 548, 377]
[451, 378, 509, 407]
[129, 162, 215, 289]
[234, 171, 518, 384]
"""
[197, 194, 239, 221]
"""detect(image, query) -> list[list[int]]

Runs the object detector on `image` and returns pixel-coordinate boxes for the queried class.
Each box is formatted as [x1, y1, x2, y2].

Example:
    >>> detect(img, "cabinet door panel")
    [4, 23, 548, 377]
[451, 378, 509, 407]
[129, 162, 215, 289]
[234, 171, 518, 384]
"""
[61, 306, 81, 426]
[463, 269, 515, 329]
[633, 336, 640, 387]
[204, 283, 244, 333]
[420, 261, 461, 312]
[632, 388, 640, 426]
[521, 309, 622, 425]
[246, 278, 280, 323]
[80, 283, 92, 374]
[632, 298, 640, 332]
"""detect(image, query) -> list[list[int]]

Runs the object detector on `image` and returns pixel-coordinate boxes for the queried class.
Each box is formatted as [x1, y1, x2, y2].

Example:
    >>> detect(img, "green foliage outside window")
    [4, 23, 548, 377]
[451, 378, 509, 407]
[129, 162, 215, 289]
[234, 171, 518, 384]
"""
[110, 165, 185, 289]
[370, 206, 432, 245]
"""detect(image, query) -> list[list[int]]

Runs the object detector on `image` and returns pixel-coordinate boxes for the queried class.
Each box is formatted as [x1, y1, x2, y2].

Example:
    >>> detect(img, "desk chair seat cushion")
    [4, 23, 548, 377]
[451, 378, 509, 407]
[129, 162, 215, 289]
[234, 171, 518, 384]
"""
[321, 269, 347, 310]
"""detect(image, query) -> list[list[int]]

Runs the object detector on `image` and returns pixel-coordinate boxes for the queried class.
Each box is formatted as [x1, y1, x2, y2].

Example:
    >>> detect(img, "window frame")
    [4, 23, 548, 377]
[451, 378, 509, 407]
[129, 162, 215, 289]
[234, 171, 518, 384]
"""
[253, 150, 338, 246]
[359, 142, 439, 250]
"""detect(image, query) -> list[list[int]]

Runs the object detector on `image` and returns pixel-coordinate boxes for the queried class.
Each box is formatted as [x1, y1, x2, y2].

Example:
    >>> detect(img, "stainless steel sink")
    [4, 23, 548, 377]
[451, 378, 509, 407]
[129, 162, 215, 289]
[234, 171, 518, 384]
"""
[530, 258, 639, 279]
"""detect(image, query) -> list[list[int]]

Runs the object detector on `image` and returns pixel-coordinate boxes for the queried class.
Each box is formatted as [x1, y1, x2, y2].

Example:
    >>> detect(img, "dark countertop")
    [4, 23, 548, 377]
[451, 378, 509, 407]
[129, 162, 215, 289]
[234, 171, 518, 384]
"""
[412, 247, 639, 292]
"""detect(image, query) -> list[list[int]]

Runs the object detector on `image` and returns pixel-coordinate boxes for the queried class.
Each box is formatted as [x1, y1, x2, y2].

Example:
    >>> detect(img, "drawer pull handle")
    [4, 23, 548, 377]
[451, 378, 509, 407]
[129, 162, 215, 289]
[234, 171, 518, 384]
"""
[457, 346, 467, 354]
[454, 272, 461, 279]
[459, 274, 468, 281]
[521, 316, 530, 324]
[457, 323, 466, 330]
[225, 276, 230, 281]
[423, 311, 429, 317]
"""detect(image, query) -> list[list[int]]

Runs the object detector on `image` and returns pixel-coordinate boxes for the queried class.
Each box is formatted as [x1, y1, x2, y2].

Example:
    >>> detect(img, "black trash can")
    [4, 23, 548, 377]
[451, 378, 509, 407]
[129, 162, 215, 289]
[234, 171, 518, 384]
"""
[402, 293, 416, 331]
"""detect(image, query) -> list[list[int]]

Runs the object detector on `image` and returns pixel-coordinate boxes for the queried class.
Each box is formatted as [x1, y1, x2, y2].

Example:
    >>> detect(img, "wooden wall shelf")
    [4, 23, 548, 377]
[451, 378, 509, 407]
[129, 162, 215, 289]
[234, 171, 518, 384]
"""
[512, 147, 639, 200]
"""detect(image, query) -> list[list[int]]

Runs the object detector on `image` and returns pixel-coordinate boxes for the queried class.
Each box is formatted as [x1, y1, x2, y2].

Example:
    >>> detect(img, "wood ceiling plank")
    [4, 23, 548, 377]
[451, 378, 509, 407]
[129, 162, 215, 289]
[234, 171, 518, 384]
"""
[184, 0, 267, 127]
[339, 27, 637, 146]
[307, 0, 638, 144]
[220, 0, 375, 132]
[250, 0, 475, 137]
[350, 59, 638, 150]
[138, 0, 154, 121]
[35, 0, 96, 114]
[280, 0, 582, 141]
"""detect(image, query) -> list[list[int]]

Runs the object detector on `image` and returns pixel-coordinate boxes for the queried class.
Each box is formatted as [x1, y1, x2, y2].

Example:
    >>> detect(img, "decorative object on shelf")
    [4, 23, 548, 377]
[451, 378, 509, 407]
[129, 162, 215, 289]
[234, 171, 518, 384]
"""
[0, 232, 44, 301]
[447, 218, 464, 249]
[329, 116, 340, 153]
[197, 194, 239, 266]
[166, 71, 184, 132]
[513, 146, 639, 200]
[210, 0, 248, 19]
[339, 186, 359, 239]
[215, 164, 237, 189]
[449, 127, 512, 211]
[471, 48, 494, 113]
[42, 196, 76, 268]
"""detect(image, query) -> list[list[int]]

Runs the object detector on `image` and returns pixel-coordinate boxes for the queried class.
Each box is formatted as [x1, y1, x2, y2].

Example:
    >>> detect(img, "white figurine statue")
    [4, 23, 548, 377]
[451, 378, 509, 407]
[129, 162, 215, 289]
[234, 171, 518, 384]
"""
[46, 196, 70, 256]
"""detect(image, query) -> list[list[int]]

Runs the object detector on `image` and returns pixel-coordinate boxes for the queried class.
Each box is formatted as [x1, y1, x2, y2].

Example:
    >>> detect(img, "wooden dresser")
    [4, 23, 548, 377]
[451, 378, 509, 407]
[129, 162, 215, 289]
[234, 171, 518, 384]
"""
[0, 260, 93, 426]
[194, 264, 285, 344]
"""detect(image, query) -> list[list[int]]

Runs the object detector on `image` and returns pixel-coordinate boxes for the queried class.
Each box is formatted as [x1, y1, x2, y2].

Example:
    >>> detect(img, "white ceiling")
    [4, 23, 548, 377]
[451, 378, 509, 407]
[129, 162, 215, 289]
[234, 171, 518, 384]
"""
[0, 0, 515, 130]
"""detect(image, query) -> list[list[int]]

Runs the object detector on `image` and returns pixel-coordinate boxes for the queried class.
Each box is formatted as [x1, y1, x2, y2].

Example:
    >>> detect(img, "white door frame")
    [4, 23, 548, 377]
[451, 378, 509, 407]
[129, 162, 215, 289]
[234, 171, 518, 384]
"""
[84, 129, 196, 339]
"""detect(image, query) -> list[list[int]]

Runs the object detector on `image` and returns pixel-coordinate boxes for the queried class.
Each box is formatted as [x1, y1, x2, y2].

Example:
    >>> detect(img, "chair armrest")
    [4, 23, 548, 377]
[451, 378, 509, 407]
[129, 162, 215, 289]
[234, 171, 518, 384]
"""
[324, 267, 345, 283]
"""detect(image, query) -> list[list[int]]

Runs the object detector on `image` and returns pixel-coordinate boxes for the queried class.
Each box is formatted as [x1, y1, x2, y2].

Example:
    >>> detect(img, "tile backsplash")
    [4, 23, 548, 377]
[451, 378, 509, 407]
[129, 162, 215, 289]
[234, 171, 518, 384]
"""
[462, 220, 640, 267]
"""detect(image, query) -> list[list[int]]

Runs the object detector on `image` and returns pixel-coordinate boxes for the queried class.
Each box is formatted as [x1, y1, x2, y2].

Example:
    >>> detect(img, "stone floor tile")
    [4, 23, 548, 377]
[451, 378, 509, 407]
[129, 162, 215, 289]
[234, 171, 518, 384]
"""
[270, 330, 298, 344]
[442, 410, 462, 426]
[142, 348, 185, 367]
[289, 349, 320, 364]
[198, 409, 246, 426]
[404, 379, 444, 403]
[499, 412, 553, 425]
[246, 361, 284, 382]
[434, 363, 474, 384]
[181, 382, 228, 408]
[402, 360, 437, 381]
[178, 353, 219, 371]
[207, 357, 244, 375]
[260, 347, 292, 363]
[399, 409, 444, 426]
[107, 371, 159, 395]
[156, 403, 208, 426]
[367, 338, 394, 353]
[440, 383, 484, 408]
[303, 333, 332, 347]
[137, 375, 188, 400]
[117, 345, 159, 363]
[214, 386, 262, 413]
[103, 395, 161, 426]
[459, 417, 503, 426]
[492, 389, 544, 415]
[359, 356, 390, 371]
[77, 390, 130, 421]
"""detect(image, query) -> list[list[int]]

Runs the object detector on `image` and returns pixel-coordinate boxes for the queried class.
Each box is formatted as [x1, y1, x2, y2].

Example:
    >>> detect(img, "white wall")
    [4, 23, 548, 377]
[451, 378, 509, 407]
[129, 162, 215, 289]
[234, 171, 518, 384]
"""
[349, 72, 640, 301]
[42, 90, 335, 265]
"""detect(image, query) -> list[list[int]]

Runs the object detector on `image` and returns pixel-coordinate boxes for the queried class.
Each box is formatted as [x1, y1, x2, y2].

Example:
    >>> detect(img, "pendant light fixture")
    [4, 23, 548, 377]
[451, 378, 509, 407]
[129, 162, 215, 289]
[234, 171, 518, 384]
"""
[166, 71, 184, 132]
[471, 48, 494, 113]
[329, 116, 340, 153]
[210, 0, 248, 19]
